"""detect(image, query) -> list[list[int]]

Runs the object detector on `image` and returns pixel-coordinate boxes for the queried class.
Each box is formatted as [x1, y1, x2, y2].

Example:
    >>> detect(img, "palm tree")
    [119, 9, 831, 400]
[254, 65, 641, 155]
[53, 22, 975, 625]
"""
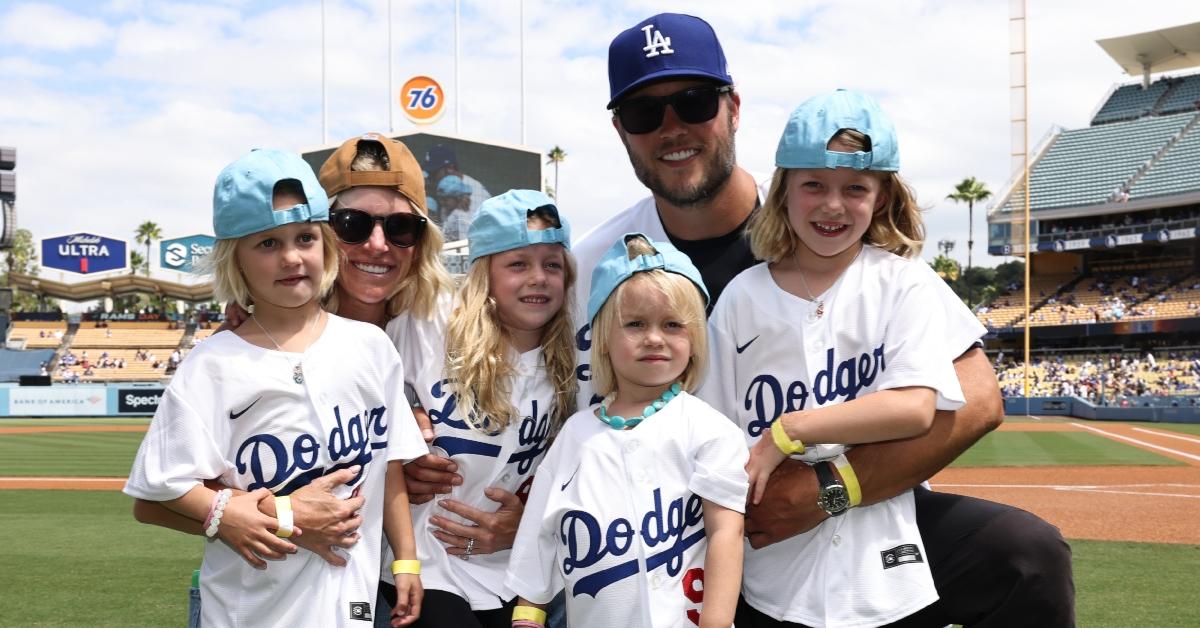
[946, 177, 991, 273]
[546, 146, 566, 200]
[129, 250, 147, 276]
[134, 221, 162, 277]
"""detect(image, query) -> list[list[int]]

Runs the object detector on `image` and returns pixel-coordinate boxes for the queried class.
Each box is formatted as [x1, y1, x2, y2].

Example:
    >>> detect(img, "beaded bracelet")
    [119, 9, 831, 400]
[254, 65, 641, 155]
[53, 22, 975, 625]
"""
[204, 489, 232, 539]
[511, 621, 543, 628]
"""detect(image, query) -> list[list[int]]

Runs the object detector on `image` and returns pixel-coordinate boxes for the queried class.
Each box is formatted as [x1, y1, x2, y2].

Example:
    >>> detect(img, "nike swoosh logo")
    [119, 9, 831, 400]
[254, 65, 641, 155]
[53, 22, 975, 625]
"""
[561, 464, 581, 491]
[736, 335, 760, 354]
[229, 397, 262, 420]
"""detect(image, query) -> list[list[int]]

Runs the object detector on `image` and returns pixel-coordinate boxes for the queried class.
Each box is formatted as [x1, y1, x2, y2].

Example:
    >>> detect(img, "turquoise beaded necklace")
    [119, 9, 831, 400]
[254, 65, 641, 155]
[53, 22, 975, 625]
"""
[598, 382, 682, 430]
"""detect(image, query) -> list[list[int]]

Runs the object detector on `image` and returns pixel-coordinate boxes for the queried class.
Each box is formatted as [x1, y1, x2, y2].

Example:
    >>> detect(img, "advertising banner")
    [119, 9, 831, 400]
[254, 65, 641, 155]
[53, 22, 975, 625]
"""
[117, 387, 164, 414]
[8, 386, 107, 416]
[41, 233, 127, 274]
[160, 234, 215, 274]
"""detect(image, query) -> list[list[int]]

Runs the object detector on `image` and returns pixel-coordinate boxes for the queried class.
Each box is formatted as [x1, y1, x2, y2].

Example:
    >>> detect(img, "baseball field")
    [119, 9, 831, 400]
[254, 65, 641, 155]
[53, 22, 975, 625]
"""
[1, 416, 1197, 627]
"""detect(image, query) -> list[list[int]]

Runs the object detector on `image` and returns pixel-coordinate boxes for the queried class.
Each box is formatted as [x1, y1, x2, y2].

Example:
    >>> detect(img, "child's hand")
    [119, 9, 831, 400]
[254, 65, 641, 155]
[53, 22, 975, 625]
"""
[746, 436, 788, 506]
[219, 488, 299, 569]
[391, 573, 423, 626]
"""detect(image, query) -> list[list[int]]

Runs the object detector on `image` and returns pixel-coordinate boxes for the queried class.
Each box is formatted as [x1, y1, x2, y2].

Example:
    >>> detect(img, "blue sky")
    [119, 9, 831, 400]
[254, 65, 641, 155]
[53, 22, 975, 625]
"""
[4, 0, 1200, 285]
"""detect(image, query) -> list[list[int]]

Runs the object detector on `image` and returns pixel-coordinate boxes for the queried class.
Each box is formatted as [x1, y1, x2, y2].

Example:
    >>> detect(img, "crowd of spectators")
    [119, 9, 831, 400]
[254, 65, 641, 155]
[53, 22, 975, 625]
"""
[996, 350, 1200, 402]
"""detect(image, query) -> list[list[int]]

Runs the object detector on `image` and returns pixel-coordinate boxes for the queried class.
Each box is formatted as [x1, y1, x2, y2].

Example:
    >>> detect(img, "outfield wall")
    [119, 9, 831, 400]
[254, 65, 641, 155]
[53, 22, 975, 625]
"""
[1005, 396, 1200, 422]
[0, 383, 162, 417]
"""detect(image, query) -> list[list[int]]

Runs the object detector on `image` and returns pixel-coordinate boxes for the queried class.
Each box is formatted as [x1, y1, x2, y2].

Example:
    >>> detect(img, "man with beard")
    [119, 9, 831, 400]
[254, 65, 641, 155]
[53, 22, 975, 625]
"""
[565, 12, 1075, 628]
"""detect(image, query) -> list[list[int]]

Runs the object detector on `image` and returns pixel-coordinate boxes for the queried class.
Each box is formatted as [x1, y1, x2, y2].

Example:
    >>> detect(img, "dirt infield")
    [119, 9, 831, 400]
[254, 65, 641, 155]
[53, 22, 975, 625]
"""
[4, 419, 1199, 544]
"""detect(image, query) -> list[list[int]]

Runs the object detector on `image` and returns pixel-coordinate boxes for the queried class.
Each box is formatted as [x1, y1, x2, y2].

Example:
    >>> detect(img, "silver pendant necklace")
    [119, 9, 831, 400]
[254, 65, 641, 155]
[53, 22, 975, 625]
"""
[797, 267, 825, 321]
[251, 310, 323, 385]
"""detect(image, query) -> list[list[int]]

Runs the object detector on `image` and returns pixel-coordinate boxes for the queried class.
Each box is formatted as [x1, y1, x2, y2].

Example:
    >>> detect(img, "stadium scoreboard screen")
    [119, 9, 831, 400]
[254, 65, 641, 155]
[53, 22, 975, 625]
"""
[301, 132, 543, 243]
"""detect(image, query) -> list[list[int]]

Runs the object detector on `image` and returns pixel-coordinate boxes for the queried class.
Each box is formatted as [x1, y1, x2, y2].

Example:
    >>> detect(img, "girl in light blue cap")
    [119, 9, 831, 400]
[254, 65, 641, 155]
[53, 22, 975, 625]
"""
[382, 189, 577, 628]
[700, 90, 983, 626]
[505, 233, 747, 628]
[124, 149, 428, 627]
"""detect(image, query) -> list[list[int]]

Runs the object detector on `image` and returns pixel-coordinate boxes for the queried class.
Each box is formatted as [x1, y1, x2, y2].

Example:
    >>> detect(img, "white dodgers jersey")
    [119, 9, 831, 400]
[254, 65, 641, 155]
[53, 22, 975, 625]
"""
[505, 392, 748, 628]
[124, 315, 427, 628]
[385, 300, 556, 609]
[698, 246, 982, 628]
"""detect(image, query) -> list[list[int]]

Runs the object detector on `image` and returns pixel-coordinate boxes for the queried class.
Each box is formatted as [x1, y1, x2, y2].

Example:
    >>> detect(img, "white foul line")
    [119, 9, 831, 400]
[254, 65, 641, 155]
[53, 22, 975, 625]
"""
[1069, 422, 1200, 462]
[932, 482, 1200, 499]
[1132, 427, 1200, 446]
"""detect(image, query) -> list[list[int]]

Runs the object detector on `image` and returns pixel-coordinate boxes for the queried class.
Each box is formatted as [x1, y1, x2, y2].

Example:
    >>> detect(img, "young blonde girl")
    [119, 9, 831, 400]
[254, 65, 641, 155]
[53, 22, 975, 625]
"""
[383, 189, 577, 628]
[124, 149, 427, 628]
[701, 90, 978, 627]
[506, 234, 747, 628]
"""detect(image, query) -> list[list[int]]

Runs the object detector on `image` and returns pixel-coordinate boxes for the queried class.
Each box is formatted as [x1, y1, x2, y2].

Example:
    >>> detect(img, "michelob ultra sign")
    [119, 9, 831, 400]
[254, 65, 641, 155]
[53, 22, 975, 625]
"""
[41, 233, 128, 274]
[160, 234, 215, 274]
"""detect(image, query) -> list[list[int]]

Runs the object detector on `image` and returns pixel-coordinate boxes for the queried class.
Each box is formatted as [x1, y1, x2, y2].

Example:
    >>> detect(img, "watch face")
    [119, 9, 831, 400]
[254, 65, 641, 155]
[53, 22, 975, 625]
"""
[819, 485, 850, 516]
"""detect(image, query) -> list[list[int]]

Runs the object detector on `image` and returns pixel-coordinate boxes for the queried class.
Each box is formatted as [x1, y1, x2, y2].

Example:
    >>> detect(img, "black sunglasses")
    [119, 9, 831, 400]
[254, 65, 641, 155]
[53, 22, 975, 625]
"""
[612, 85, 734, 135]
[330, 208, 427, 248]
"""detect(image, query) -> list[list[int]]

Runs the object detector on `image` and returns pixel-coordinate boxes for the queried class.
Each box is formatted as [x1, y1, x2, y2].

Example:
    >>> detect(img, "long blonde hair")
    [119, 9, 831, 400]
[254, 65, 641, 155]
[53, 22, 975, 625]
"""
[589, 236, 709, 398]
[749, 129, 925, 261]
[443, 237, 578, 435]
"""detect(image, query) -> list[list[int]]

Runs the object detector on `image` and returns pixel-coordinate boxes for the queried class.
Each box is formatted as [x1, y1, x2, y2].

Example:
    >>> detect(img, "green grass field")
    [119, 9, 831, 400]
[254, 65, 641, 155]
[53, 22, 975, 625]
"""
[951, 431, 1183, 467]
[2, 417, 1198, 626]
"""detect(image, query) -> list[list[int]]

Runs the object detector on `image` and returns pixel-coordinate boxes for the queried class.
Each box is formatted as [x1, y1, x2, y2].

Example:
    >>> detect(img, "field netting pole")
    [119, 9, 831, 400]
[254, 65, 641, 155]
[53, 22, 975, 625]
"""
[1010, 0, 1031, 416]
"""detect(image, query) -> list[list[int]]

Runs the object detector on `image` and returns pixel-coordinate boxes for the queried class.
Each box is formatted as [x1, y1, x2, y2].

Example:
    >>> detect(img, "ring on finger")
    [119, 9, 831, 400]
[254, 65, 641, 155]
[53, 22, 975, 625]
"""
[464, 537, 476, 560]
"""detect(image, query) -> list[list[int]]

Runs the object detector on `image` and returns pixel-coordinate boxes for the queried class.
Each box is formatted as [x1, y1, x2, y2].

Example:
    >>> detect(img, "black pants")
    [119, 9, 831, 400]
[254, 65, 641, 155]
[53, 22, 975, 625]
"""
[381, 583, 514, 628]
[734, 487, 1076, 627]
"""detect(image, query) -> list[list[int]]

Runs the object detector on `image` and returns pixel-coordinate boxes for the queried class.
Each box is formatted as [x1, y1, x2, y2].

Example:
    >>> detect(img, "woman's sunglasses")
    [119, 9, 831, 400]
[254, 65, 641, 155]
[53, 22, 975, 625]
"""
[612, 85, 734, 135]
[330, 209, 427, 248]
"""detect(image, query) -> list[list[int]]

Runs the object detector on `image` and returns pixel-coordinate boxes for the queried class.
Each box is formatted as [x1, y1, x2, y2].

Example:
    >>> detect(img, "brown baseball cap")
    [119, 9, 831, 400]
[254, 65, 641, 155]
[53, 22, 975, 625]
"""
[318, 133, 427, 212]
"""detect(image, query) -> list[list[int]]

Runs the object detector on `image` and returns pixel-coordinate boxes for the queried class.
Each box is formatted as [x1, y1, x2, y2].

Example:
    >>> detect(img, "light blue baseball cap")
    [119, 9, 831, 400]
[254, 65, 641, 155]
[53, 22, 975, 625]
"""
[212, 148, 330, 240]
[467, 189, 570, 263]
[775, 89, 900, 172]
[436, 174, 472, 197]
[587, 233, 709, 323]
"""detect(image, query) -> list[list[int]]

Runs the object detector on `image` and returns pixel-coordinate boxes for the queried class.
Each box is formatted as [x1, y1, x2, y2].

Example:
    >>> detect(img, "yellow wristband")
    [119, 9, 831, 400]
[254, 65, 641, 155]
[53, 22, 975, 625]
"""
[833, 454, 862, 507]
[512, 606, 547, 624]
[274, 496, 294, 538]
[770, 418, 804, 455]
[391, 559, 421, 575]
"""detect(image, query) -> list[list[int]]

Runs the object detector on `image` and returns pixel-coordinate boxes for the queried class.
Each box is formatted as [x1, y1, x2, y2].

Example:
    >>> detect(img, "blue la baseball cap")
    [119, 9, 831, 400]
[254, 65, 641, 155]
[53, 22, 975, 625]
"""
[467, 189, 570, 263]
[587, 233, 709, 323]
[607, 13, 732, 109]
[775, 89, 900, 172]
[212, 149, 329, 240]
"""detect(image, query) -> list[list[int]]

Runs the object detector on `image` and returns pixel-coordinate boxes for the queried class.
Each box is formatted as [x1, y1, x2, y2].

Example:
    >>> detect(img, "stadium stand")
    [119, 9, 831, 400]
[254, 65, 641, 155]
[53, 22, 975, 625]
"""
[996, 351, 1200, 400]
[1091, 80, 1171, 124]
[1130, 117, 1200, 200]
[0, 348, 56, 383]
[8, 321, 67, 349]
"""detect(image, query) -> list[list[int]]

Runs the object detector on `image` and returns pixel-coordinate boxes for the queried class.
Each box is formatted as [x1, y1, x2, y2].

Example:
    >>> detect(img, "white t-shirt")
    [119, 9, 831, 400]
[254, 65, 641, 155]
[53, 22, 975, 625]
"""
[569, 176, 771, 409]
[505, 392, 748, 628]
[696, 246, 984, 628]
[124, 315, 428, 628]
[384, 301, 557, 609]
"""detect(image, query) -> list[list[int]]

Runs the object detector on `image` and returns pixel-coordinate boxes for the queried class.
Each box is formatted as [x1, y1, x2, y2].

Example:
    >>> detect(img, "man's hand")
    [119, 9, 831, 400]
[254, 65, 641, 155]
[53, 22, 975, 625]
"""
[265, 466, 364, 566]
[430, 488, 524, 556]
[403, 454, 461, 505]
[744, 459, 825, 549]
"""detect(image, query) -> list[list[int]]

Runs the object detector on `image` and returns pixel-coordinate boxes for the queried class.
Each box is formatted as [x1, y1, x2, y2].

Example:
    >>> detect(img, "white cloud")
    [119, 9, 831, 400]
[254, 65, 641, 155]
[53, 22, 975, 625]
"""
[0, 2, 113, 51]
[5, 0, 1200, 285]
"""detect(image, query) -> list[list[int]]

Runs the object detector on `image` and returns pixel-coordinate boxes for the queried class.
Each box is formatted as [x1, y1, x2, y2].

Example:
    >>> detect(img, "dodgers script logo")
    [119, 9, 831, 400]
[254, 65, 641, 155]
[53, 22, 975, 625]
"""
[641, 23, 674, 58]
[427, 378, 551, 468]
[744, 344, 886, 436]
[560, 489, 705, 598]
[235, 404, 388, 495]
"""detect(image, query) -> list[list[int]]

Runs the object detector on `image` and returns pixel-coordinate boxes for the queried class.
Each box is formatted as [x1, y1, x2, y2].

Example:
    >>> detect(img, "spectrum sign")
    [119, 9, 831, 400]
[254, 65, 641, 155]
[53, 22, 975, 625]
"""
[41, 233, 128, 275]
[160, 234, 215, 274]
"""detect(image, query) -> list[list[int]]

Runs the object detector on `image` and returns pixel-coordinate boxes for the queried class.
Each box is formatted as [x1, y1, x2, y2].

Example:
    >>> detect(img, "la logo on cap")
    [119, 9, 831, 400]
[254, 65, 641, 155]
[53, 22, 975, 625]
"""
[641, 23, 674, 58]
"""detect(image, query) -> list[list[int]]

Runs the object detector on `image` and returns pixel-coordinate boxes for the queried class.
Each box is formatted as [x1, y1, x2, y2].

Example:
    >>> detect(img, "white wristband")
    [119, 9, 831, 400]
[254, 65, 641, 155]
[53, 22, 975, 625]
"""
[205, 489, 232, 539]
